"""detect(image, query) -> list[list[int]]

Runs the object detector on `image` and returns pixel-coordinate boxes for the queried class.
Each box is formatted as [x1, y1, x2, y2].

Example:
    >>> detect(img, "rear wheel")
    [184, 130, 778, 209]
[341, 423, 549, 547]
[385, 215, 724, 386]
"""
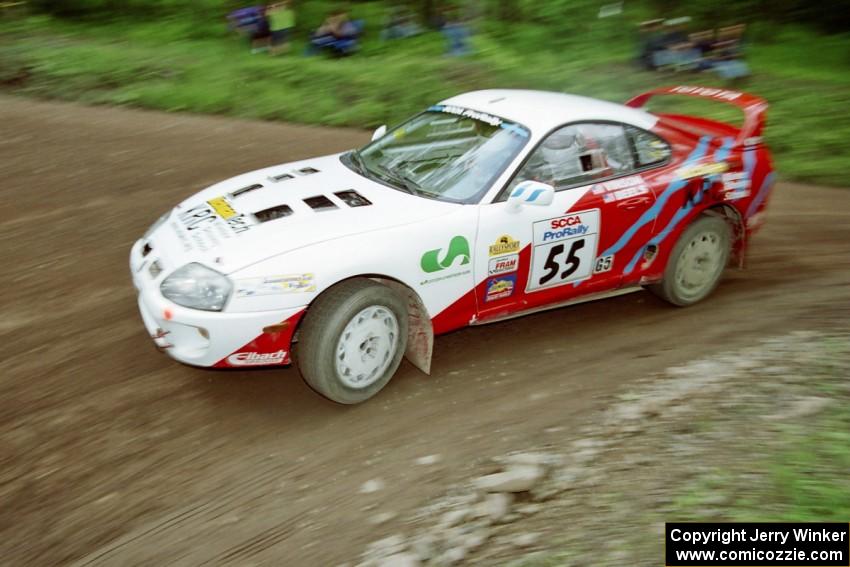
[650, 215, 731, 306]
[296, 278, 408, 404]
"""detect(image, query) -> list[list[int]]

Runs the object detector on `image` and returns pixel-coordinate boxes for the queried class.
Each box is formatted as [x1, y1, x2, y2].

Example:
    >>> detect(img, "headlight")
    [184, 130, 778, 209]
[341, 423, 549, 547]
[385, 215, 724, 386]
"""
[161, 263, 232, 312]
[144, 210, 171, 240]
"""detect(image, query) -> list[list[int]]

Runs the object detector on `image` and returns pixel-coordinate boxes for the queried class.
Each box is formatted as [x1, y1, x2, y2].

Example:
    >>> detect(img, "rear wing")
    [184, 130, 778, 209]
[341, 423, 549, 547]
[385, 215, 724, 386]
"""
[625, 86, 768, 148]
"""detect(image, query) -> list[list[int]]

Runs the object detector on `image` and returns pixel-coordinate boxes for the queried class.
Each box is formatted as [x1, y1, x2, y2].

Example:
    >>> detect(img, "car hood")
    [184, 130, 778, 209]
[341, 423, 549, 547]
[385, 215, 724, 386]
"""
[148, 153, 460, 274]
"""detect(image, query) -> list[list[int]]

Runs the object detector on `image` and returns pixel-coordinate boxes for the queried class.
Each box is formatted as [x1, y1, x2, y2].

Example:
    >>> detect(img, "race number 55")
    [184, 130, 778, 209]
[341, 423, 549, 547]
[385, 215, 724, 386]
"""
[540, 239, 585, 285]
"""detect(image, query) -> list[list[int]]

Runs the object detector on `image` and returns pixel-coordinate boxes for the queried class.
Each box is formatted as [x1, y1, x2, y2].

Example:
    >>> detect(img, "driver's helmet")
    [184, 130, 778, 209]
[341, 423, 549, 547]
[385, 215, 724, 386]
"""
[539, 127, 585, 178]
[542, 128, 581, 151]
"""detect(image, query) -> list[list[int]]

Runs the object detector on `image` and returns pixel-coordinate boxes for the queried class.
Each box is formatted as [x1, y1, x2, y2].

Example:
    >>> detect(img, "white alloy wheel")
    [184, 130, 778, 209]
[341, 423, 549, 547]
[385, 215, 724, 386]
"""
[335, 305, 400, 389]
[297, 278, 409, 404]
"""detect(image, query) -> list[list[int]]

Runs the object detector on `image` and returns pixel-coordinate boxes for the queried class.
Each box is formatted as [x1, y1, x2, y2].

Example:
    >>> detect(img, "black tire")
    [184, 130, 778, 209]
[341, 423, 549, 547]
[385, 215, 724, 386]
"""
[650, 215, 732, 307]
[296, 278, 408, 404]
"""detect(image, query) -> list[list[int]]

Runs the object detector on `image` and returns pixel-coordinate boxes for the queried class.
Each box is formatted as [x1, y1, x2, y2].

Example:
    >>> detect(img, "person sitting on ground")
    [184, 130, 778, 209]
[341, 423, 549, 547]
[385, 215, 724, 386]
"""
[710, 24, 750, 80]
[653, 17, 701, 71]
[308, 9, 362, 56]
[637, 19, 666, 70]
[267, 1, 295, 55]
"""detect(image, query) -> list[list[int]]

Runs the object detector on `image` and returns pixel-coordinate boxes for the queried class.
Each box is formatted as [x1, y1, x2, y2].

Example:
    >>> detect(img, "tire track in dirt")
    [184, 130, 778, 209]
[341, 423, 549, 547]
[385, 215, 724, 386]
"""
[1, 96, 849, 566]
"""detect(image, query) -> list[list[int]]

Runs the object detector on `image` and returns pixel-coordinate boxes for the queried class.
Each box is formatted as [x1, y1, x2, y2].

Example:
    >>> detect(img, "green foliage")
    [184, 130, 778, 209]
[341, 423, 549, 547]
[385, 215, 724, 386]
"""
[1, 9, 849, 185]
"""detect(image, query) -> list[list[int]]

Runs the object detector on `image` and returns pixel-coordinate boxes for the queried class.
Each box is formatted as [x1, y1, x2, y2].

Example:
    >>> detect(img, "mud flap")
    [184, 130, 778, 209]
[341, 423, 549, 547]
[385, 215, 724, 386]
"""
[373, 278, 434, 375]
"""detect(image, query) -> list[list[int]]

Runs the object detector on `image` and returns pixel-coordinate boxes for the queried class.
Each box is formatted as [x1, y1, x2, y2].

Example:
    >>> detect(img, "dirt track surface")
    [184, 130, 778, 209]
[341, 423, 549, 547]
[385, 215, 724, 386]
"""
[2, 96, 849, 566]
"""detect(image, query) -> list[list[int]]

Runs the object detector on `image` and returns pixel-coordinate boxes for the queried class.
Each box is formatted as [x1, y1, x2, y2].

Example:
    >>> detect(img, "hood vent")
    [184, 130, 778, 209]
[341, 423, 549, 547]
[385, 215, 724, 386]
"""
[304, 195, 338, 211]
[231, 183, 263, 198]
[298, 167, 319, 175]
[268, 172, 295, 183]
[334, 190, 372, 208]
[255, 204, 294, 223]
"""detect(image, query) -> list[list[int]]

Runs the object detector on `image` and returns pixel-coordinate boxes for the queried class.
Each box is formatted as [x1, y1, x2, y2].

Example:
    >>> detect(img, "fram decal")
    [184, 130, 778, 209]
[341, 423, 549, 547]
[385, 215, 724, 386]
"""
[485, 274, 516, 302]
[488, 253, 518, 276]
[421, 236, 471, 273]
[227, 350, 288, 366]
[489, 234, 520, 256]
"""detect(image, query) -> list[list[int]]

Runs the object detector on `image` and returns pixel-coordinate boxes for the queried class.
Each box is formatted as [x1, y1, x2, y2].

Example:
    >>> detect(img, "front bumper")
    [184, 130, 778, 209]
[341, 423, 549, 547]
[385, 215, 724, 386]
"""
[130, 239, 304, 367]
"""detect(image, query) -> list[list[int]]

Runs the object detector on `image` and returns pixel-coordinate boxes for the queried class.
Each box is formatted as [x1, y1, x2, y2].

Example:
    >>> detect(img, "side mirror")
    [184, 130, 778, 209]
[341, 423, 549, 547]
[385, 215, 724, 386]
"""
[371, 125, 387, 141]
[506, 180, 555, 210]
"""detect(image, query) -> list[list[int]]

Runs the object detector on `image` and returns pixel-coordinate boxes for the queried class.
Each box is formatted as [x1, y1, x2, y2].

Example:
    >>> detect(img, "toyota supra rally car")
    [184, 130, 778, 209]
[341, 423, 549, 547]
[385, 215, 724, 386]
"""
[130, 85, 775, 404]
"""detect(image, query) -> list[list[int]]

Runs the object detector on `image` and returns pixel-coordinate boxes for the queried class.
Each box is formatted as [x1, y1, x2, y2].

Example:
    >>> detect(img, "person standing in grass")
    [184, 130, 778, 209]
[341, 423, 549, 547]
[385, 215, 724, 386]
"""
[268, 1, 296, 55]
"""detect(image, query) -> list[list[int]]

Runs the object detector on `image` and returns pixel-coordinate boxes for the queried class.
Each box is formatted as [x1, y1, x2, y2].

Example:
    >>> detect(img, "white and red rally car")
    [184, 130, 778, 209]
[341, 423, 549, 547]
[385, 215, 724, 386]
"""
[131, 86, 775, 403]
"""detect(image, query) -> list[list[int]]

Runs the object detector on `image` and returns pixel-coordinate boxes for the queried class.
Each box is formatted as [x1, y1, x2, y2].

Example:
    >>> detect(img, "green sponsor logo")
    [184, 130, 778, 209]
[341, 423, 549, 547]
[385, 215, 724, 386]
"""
[420, 235, 471, 274]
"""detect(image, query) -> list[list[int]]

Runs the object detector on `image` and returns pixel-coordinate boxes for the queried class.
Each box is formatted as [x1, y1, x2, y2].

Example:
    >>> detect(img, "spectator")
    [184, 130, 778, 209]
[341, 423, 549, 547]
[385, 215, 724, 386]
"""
[308, 9, 363, 56]
[381, 6, 421, 40]
[653, 17, 701, 70]
[267, 1, 295, 55]
[250, 5, 272, 54]
[439, 6, 472, 57]
[711, 24, 750, 79]
[637, 19, 666, 70]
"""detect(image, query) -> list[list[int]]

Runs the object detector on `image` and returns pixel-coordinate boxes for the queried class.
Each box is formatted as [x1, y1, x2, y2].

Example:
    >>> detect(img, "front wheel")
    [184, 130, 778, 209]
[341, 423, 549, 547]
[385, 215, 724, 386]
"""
[296, 278, 408, 404]
[650, 215, 732, 307]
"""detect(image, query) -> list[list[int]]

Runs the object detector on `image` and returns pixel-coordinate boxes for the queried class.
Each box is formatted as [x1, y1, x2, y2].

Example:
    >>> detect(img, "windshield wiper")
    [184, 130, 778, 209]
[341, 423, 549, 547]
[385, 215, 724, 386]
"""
[373, 165, 424, 197]
[347, 150, 369, 177]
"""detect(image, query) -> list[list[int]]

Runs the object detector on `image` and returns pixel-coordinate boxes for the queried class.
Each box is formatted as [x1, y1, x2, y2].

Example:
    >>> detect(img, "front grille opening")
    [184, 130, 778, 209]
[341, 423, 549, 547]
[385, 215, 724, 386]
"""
[142, 242, 153, 257]
[334, 190, 372, 208]
[231, 183, 263, 198]
[254, 204, 294, 223]
[303, 195, 338, 211]
[297, 167, 319, 175]
[268, 173, 295, 183]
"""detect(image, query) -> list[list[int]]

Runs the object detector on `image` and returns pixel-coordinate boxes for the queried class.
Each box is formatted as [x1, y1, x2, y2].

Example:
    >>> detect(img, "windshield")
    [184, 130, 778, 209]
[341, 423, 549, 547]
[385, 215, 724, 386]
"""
[345, 106, 530, 204]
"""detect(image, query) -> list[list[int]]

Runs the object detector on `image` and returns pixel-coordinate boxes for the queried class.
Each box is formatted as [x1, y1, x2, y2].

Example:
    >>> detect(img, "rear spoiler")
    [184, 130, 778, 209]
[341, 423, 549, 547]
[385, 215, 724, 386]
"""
[625, 86, 768, 148]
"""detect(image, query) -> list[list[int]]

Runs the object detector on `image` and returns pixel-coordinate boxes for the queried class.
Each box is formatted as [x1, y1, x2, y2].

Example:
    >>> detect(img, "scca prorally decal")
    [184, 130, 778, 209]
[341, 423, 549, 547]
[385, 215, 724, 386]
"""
[485, 274, 516, 302]
[421, 235, 471, 274]
[489, 234, 521, 257]
[528, 210, 600, 292]
[227, 350, 287, 366]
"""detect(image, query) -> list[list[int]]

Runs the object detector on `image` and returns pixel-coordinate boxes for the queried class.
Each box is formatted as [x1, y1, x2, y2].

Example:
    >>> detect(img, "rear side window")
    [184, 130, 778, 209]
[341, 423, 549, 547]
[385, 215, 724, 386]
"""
[628, 126, 671, 168]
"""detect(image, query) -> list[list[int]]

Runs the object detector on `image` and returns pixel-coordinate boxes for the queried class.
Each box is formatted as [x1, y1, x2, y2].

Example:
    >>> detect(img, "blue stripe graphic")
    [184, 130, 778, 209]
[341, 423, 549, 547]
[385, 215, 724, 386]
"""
[746, 171, 776, 218]
[622, 137, 734, 274]
[598, 136, 712, 260]
[526, 188, 545, 202]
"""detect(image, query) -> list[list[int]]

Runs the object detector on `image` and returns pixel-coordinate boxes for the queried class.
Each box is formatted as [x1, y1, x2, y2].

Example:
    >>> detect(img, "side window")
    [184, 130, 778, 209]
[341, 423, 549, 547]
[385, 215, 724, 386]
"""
[506, 122, 635, 195]
[628, 126, 671, 168]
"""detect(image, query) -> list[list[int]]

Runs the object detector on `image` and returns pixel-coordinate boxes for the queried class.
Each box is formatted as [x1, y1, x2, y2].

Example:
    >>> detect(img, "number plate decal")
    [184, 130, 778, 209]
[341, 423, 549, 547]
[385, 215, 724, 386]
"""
[527, 209, 600, 292]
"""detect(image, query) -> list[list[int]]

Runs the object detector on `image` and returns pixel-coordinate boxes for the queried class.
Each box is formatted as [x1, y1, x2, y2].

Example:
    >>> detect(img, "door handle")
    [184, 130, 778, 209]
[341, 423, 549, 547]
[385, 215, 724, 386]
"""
[616, 196, 652, 210]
